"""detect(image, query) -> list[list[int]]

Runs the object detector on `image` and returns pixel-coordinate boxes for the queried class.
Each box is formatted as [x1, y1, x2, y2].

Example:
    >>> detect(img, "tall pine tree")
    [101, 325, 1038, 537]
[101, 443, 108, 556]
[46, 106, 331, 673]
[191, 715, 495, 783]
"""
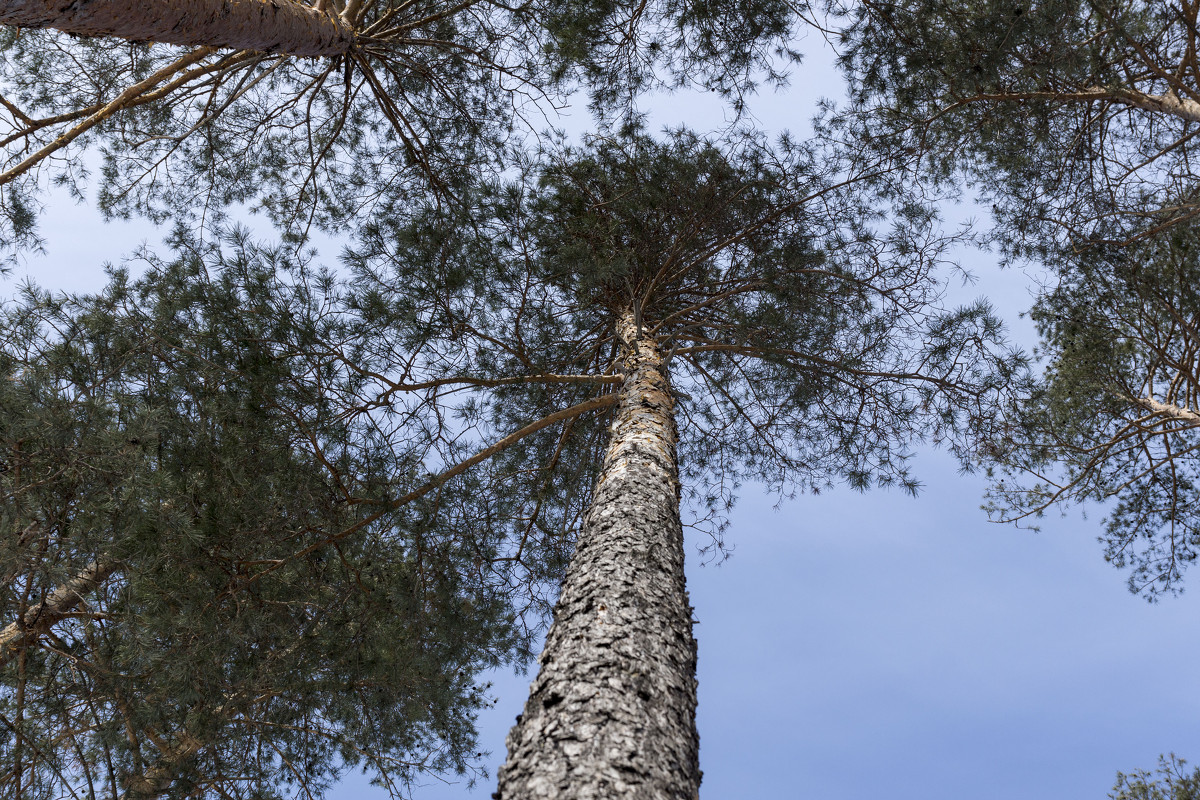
[346, 124, 1020, 798]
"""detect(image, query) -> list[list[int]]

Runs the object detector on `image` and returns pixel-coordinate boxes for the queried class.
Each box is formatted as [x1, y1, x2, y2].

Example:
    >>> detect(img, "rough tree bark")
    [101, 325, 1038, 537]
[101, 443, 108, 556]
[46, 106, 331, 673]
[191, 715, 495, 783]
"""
[495, 311, 701, 800]
[0, 0, 355, 56]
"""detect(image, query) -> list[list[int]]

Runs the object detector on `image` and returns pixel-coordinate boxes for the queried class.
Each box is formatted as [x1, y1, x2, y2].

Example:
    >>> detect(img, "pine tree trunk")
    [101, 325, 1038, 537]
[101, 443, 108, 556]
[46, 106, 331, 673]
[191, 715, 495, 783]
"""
[0, 0, 354, 57]
[495, 312, 701, 800]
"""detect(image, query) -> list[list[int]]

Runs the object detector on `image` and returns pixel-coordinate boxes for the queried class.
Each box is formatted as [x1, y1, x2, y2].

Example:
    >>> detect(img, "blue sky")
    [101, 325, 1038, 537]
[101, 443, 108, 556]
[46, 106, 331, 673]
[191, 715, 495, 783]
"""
[11, 31, 1200, 800]
[327, 450, 1200, 800]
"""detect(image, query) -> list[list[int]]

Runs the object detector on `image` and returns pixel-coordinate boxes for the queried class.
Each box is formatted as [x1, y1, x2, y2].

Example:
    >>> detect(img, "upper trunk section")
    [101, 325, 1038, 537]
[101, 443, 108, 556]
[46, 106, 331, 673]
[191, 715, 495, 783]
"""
[0, 0, 355, 57]
[495, 311, 701, 800]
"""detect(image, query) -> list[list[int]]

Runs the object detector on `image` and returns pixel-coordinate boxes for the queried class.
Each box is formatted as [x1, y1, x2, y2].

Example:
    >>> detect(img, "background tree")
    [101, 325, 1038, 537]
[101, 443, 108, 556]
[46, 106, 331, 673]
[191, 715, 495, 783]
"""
[829, 0, 1200, 260]
[984, 225, 1200, 600]
[0, 0, 804, 265]
[345, 123, 1021, 797]
[0, 229, 559, 798]
[830, 0, 1200, 602]
[825, 2, 1200, 774]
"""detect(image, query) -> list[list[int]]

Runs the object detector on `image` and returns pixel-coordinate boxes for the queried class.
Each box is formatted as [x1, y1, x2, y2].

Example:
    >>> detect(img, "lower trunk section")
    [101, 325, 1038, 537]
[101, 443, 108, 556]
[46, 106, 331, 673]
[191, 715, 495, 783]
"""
[0, 0, 355, 57]
[495, 314, 700, 800]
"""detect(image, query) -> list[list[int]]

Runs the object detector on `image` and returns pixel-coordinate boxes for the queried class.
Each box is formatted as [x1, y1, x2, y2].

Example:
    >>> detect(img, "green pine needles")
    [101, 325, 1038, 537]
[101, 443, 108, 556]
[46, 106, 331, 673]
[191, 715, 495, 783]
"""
[0, 231, 526, 798]
[347, 123, 1020, 558]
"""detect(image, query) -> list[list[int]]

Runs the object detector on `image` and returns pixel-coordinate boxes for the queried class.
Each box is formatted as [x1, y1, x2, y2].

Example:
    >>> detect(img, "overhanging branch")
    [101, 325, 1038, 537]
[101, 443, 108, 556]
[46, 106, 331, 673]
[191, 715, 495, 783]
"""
[0, 0, 357, 57]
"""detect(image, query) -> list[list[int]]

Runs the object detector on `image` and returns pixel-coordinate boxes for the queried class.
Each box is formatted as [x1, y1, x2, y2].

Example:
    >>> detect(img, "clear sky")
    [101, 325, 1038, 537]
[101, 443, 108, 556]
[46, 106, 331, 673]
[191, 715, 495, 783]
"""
[10, 29, 1200, 800]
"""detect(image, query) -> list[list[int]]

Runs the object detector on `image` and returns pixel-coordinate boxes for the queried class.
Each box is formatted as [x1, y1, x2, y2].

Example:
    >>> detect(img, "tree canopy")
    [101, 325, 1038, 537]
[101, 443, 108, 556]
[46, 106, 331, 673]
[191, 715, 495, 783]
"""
[830, 0, 1200, 260]
[983, 224, 1200, 599]
[345, 122, 1020, 559]
[0, 231, 535, 798]
[0, 0, 804, 265]
[826, 0, 1200, 603]
[2, 2, 1097, 794]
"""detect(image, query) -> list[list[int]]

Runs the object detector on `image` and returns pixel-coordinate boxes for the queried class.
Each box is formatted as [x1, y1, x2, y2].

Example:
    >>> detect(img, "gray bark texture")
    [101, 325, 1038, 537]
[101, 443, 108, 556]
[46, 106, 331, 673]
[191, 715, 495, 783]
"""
[495, 312, 701, 800]
[0, 0, 355, 56]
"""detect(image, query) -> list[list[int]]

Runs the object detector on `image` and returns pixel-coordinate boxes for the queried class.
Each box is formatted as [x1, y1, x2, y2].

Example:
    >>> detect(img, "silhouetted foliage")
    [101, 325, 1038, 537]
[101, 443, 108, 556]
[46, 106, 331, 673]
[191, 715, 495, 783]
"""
[1111, 754, 1200, 800]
